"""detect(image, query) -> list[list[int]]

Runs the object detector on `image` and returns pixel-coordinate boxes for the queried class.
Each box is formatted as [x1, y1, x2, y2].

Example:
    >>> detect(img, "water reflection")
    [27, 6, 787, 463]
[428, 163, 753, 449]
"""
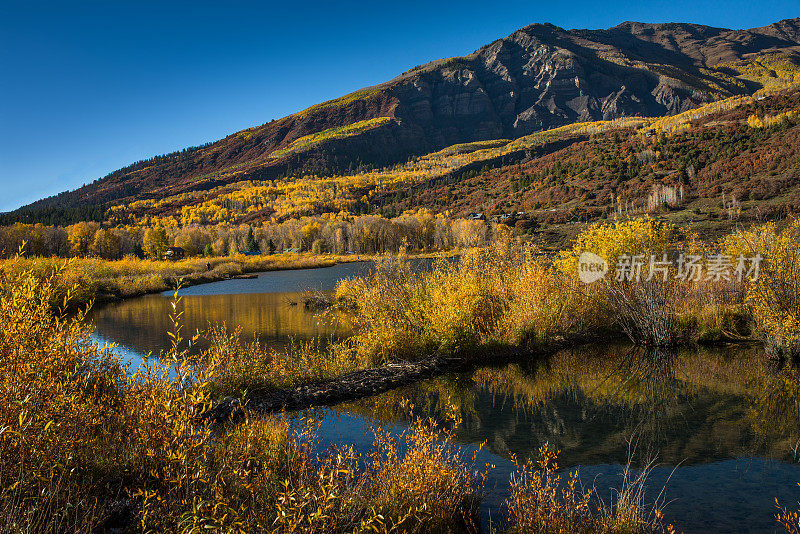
[86, 260, 800, 532]
[91, 291, 348, 358]
[339, 344, 799, 466]
[325, 345, 800, 532]
[88, 259, 441, 361]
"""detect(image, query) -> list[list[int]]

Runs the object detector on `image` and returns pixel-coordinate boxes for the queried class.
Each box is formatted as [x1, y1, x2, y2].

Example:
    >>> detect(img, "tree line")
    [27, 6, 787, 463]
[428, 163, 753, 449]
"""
[0, 209, 492, 260]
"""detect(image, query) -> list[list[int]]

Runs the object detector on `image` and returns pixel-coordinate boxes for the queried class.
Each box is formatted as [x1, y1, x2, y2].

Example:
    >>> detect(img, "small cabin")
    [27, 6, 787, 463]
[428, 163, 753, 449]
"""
[163, 247, 185, 261]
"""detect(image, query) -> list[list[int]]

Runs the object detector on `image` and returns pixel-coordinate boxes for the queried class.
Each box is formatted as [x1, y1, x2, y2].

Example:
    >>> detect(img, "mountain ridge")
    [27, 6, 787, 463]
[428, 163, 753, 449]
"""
[13, 17, 800, 219]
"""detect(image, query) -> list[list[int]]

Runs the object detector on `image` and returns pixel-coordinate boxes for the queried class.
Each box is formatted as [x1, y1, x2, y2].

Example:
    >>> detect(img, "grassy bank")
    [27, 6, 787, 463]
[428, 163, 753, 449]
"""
[327, 217, 799, 367]
[199, 216, 799, 413]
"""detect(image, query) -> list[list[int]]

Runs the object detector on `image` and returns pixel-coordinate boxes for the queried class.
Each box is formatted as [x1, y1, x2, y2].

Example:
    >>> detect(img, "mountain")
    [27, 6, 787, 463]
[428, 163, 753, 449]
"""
[12, 17, 800, 220]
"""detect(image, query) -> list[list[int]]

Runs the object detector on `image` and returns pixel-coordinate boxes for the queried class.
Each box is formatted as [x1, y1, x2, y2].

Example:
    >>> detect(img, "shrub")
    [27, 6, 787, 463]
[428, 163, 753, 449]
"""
[505, 444, 673, 534]
[204, 325, 360, 397]
[364, 417, 481, 532]
[609, 278, 683, 346]
[557, 217, 677, 277]
[777, 485, 800, 534]
[335, 242, 596, 363]
[0, 254, 484, 532]
[728, 219, 800, 359]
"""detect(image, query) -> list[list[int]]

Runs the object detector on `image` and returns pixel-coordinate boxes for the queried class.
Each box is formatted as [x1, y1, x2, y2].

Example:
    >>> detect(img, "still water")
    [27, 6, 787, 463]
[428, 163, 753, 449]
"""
[89, 261, 800, 533]
[314, 345, 800, 532]
[89, 261, 380, 364]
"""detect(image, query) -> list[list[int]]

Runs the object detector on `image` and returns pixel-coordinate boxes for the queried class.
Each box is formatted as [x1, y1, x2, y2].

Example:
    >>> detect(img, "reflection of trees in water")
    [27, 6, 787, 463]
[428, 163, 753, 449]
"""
[748, 361, 800, 459]
[89, 292, 350, 356]
[341, 344, 797, 467]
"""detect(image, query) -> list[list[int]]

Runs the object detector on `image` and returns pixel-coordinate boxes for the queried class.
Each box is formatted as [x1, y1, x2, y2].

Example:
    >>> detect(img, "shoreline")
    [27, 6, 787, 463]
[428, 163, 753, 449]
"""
[37, 250, 461, 310]
[203, 332, 767, 426]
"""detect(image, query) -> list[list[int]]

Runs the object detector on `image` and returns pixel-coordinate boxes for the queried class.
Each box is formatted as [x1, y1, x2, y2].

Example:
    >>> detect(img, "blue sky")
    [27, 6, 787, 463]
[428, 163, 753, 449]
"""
[1, 1, 798, 212]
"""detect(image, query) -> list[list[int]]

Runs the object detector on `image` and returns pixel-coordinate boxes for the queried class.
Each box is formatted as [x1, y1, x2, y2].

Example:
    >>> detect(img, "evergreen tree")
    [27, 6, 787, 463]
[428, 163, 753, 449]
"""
[245, 227, 259, 253]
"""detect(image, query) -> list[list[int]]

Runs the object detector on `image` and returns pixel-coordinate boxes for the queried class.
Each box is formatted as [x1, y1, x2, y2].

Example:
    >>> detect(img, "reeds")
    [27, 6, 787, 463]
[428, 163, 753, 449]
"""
[505, 443, 674, 534]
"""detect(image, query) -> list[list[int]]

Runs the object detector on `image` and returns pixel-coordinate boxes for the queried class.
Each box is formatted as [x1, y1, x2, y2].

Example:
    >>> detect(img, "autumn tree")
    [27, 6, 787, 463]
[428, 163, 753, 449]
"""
[90, 228, 122, 259]
[143, 226, 169, 260]
[68, 222, 100, 257]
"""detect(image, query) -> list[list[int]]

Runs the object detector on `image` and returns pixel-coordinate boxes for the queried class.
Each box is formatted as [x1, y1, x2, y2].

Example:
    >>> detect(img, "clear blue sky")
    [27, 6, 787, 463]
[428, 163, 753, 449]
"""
[1, 1, 798, 212]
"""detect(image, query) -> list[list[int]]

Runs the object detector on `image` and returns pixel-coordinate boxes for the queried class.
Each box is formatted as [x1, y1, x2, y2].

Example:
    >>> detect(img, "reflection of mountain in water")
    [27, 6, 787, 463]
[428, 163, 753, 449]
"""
[342, 344, 800, 467]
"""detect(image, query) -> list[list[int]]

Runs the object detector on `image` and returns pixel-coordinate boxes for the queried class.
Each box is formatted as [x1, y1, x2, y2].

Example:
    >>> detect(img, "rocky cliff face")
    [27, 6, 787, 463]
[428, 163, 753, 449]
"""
[19, 18, 800, 213]
[383, 18, 800, 146]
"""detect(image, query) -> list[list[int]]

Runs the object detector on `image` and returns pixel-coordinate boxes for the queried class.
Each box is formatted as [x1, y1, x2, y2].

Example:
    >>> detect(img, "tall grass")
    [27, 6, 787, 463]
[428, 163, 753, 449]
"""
[202, 325, 360, 398]
[335, 242, 599, 364]
[505, 444, 674, 534]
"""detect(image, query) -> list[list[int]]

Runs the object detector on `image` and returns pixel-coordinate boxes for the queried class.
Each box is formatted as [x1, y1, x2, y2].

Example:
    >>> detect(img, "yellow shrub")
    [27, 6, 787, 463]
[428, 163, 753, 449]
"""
[506, 444, 672, 534]
[365, 417, 480, 532]
[728, 219, 800, 359]
[0, 255, 483, 532]
[557, 217, 676, 277]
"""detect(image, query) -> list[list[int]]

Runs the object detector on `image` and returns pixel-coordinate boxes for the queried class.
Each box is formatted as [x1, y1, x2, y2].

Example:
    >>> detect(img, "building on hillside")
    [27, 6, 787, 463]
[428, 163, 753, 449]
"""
[163, 247, 185, 261]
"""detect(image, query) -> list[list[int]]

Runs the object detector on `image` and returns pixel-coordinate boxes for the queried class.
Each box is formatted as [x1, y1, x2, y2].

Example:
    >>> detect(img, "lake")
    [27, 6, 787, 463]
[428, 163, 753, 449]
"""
[88, 261, 800, 533]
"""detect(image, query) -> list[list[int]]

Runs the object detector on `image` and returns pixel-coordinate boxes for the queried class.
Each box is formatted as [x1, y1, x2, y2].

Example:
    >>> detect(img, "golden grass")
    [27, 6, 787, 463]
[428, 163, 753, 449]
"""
[506, 444, 674, 534]
[332, 217, 767, 359]
[0, 251, 397, 309]
[269, 117, 394, 159]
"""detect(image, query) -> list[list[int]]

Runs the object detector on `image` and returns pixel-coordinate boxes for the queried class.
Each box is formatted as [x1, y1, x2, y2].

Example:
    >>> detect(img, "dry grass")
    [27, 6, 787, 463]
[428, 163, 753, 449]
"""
[505, 444, 674, 534]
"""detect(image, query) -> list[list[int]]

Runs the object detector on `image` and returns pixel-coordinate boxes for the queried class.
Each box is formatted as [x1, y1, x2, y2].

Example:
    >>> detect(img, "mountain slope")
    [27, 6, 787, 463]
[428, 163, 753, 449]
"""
[91, 86, 799, 231]
[14, 17, 800, 218]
